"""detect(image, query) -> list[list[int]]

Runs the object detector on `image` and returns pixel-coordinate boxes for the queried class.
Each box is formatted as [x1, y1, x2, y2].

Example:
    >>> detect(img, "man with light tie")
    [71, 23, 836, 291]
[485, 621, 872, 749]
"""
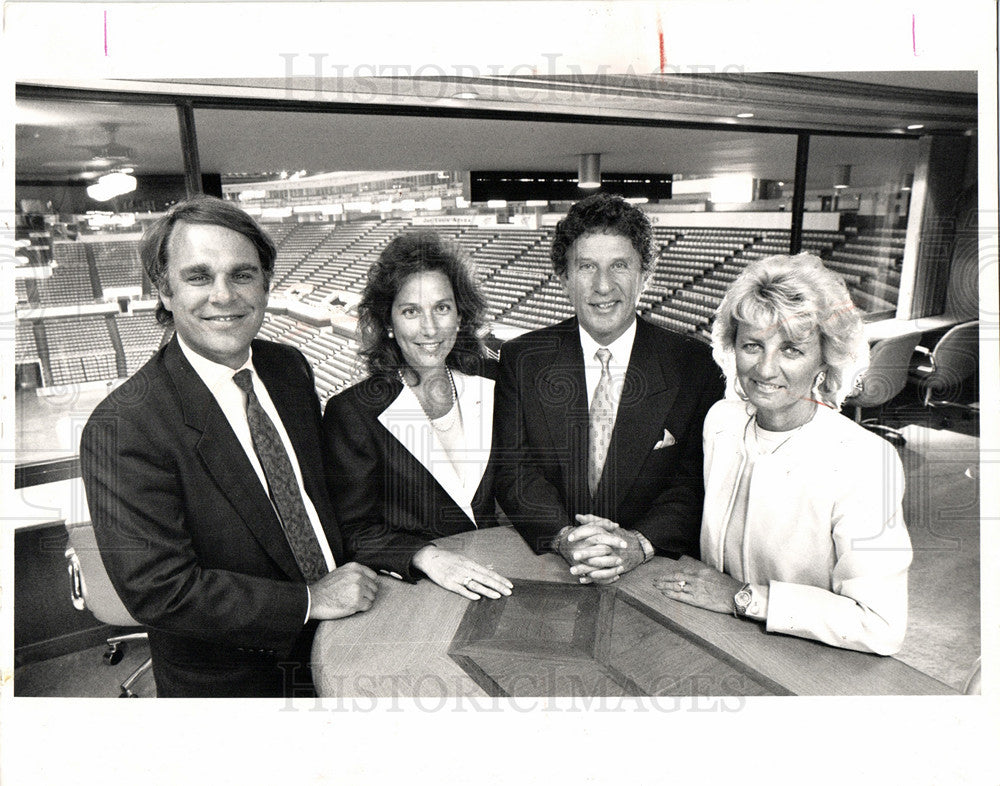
[494, 193, 723, 583]
[80, 196, 377, 697]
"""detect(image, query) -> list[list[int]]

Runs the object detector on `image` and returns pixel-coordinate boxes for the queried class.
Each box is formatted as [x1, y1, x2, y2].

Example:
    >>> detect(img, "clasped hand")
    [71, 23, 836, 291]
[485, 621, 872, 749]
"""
[308, 562, 379, 620]
[558, 514, 644, 585]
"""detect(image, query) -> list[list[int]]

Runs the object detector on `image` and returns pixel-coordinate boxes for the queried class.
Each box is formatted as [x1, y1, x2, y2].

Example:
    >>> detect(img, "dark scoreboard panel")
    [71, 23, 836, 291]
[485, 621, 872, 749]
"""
[469, 171, 673, 202]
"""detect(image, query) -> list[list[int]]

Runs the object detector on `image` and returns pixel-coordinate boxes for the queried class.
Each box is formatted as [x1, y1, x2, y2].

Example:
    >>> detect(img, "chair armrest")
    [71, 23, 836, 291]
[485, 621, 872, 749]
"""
[65, 546, 86, 611]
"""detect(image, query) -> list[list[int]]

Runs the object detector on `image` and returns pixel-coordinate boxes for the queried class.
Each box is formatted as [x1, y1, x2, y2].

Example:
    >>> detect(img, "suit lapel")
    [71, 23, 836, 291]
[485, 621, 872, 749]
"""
[595, 318, 680, 512]
[453, 371, 494, 500]
[376, 373, 491, 525]
[537, 319, 591, 515]
[163, 338, 304, 581]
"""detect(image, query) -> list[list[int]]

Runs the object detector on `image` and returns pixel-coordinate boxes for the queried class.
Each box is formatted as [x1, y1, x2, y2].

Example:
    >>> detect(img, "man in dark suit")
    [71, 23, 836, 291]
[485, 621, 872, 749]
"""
[80, 196, 378, 697]
[494, 193, 724, 584]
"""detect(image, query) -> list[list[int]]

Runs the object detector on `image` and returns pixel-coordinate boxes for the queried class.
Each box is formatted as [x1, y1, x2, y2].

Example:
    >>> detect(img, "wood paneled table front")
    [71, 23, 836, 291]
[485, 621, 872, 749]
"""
[312, 526, 954, 697]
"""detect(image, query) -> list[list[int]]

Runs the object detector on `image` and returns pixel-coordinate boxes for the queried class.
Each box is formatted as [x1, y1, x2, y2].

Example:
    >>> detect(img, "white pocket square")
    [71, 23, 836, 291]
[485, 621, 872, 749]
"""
[653, 429, 676, 450]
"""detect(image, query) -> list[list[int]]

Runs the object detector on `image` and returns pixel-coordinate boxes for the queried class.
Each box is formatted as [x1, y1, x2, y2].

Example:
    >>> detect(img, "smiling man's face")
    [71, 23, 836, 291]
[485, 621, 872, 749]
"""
[561, 231, 649, 346]
[159, 221, 268, 369]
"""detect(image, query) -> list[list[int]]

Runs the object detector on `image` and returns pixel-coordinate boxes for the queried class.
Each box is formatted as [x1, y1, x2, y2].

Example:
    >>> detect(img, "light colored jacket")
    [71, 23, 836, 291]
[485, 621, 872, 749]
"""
[701, 399, 913, 655]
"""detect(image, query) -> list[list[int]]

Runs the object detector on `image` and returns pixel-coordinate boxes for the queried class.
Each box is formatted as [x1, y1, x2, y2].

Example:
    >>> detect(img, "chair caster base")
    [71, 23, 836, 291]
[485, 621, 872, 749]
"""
[104, 643, 125, 666]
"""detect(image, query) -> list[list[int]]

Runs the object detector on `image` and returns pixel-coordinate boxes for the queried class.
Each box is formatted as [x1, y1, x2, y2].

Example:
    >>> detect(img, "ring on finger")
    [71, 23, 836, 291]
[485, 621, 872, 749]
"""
[677, 580, 687, 589]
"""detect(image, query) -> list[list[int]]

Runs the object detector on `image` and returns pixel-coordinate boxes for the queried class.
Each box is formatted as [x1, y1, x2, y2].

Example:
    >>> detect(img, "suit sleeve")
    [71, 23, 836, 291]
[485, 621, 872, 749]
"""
[80, 410, 310, 657]
[493, 341, 574, 553]
[764, 446, 913, 655]
[322, 393, 431, 580]
[631, 344, 725, 559]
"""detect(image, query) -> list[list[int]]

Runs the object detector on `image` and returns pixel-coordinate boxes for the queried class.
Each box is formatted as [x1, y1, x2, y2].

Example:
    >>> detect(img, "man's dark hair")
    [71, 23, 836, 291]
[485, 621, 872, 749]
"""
[551, 192, 655, 276]
[140, 196, 276, 325]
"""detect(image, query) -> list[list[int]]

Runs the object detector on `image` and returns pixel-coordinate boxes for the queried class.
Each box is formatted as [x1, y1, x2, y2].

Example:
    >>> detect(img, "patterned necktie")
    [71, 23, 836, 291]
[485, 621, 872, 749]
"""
[232, 369, 327, 582]
[588, 348, 617, 497]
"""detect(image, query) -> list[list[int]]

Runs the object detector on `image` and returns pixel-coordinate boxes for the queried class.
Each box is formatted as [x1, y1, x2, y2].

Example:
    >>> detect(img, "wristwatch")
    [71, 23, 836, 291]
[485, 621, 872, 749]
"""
[733, 583, 754, 617]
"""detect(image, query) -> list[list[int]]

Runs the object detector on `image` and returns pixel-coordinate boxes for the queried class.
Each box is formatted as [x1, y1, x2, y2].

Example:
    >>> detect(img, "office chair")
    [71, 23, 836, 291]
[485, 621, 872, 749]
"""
[843, 332, 922, 445]
[65, 519, 153, 697]
[909, 320, 979, 408]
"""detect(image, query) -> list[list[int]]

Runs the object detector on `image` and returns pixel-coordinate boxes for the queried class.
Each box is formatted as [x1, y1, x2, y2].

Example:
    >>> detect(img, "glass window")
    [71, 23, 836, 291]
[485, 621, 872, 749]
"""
[14, 97, 187, 474]
[805, 134, 921, 318]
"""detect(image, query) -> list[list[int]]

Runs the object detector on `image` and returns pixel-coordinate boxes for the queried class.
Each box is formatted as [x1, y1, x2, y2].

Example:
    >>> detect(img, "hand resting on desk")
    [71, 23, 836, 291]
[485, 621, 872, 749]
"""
[412, 545, 513, 601]
[654, 555, 744, 614]
[308, 562, 380, 620]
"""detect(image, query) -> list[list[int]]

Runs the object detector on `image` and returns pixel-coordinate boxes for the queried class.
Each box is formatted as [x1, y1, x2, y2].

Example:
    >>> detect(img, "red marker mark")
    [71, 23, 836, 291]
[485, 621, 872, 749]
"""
[911, 13, 916, 55]
[656, 11, 666, 72]
[104, 10, 108, 56]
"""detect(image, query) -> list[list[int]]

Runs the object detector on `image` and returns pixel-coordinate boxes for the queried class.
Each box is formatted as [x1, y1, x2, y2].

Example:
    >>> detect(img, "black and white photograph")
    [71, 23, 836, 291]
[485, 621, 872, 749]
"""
[2, 1, 997, 784]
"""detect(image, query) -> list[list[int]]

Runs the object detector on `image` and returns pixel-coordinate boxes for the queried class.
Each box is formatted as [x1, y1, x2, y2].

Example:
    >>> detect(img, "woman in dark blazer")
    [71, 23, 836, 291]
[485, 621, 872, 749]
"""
[322, 231, 512, 600]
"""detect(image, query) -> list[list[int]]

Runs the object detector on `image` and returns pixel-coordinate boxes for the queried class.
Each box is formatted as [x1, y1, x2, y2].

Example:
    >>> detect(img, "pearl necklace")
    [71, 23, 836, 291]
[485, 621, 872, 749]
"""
[401, 367, 461, 432]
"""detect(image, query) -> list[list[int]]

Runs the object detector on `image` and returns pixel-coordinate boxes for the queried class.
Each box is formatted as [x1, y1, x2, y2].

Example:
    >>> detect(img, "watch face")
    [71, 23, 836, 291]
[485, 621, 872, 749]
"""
[735, 588, 753, 613]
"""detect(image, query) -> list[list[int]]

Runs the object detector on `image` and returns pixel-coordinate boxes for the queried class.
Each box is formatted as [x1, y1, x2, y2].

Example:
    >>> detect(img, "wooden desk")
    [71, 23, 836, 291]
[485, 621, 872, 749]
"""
[312, 526, 954, 697]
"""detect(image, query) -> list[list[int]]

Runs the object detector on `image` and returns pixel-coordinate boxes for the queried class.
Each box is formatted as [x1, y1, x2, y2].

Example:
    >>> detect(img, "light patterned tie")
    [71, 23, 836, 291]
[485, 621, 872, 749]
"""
[232, 369, 327, 583]
[588, 348, 617, 497]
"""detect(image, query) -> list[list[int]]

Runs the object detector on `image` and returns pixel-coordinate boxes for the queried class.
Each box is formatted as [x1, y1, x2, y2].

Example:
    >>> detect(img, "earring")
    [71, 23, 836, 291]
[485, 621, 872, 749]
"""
[387, 328, 394, 339]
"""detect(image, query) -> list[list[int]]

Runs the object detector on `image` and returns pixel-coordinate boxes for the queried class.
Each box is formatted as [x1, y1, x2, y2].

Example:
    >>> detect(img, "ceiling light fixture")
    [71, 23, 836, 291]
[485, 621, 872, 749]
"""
[578, 153, 601, 189]
[86, 170, 137, 202]
[452, 91, 479, 100]
[736, 112, 754, 119]
[833, 164, 852, 190]
[907, 123, 924, 130]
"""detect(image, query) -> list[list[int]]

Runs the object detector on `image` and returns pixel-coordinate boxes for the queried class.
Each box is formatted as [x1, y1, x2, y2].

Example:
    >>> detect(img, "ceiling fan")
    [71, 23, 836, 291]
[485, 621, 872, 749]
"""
[32, 121, 138, 180]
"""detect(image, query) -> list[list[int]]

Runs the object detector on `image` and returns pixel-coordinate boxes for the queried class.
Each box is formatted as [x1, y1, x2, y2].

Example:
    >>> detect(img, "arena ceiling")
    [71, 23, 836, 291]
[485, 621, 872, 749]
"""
[16, 72, 977, 191]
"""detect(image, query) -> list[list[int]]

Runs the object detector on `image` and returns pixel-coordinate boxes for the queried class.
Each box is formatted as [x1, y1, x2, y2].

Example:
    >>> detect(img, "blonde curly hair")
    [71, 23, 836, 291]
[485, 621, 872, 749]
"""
[710, 253, 870, 408]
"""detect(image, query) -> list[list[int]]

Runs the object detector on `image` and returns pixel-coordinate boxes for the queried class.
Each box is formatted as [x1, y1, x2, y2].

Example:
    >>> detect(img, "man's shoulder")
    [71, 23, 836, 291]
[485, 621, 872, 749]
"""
[84, 349, 173, 432]
[500, 318, 574, 357]
[251, 338, 306, 366]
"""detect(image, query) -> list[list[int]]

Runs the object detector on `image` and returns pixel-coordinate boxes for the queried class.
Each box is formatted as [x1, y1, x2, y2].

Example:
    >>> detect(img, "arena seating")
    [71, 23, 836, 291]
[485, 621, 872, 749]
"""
[42, 317, 116, 386]
[116, 312, 169, 375]
[92, 240, 143, 292]
[15, 321, 39, 363]
[259, 314, 362, 400]
[37, 243, 97, 307]
[16, 218, 903, 398]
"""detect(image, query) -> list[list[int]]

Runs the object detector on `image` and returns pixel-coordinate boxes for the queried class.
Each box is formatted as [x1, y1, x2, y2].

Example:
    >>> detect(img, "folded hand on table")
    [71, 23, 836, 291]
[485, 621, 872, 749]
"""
[653, 555, 743, 614]
[556, 514, 645, 585]
[412, 545, 513, 601]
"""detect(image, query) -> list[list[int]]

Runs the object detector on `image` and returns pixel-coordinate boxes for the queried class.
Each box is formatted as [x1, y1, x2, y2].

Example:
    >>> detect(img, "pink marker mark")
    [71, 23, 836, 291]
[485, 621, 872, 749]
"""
[657, 12, 666, 72]
[104, 10, 108, 56]
[912, 13, 916, 55]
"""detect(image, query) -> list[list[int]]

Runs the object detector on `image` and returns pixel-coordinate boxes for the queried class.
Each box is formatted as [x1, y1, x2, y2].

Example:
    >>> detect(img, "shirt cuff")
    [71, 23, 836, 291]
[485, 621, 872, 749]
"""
[745, 583, 769, 621]
[304, 585, 312, 624]
[634, 531, 656, 563]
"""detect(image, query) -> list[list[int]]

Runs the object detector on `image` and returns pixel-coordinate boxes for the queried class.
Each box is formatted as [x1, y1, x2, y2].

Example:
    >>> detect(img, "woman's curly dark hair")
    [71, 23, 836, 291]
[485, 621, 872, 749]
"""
[357, 230, 488, 382]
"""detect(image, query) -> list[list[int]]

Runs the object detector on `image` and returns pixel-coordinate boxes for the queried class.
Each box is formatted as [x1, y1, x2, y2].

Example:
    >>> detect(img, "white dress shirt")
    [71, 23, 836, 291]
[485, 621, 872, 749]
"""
[176, 335, 336, 577]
